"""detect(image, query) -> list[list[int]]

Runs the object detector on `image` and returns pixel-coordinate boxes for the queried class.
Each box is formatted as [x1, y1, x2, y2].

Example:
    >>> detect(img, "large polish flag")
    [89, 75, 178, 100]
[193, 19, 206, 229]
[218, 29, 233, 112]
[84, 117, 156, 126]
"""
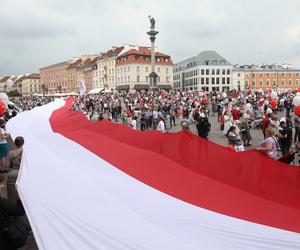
[7, 99, 300, 250]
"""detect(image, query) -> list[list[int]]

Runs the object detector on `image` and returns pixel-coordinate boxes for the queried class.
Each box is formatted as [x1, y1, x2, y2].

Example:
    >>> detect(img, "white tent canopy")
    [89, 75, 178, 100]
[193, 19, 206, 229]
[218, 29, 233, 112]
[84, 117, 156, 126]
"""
[88, 88, 104, 94]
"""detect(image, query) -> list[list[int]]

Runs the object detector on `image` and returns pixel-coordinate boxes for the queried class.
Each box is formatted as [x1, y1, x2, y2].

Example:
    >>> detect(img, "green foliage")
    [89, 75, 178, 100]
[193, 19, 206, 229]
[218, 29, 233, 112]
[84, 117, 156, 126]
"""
[7, 89, 21, 97]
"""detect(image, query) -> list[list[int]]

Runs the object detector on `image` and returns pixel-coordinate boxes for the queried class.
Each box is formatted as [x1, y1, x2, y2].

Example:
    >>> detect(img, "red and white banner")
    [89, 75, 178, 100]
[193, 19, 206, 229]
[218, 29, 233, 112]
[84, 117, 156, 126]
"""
[7, 99, 300, 250]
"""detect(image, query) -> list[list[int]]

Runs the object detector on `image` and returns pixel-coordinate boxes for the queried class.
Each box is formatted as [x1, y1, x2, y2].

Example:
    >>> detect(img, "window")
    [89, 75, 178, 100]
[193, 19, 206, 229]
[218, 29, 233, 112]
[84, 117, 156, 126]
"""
[204, 60, 209, 65]
[212, 69, 215, 75]
[297, 79, 299, 85]
[237, 73, 241, 77]
[227, 69, 230, 75]
[212, 78, 215, 84]
[206, 69, 209, 75]
[137, 76, 140, 82]
[274, 79, 277, 86]
[216, 69, 220, 75]
[201, 78, 205, 85]
[158, 67, 161, 73]
[282, 79, 285, 85]
[282, 73, 285, 77]
[227, 77, 230, 85]
[222, 69, 225, 75]
[222, 78, 225, 84]
[206, 78, 209, 85]
[201, 69, 204, 75]
[289, 79, 292, 85]
[266, 80, 270, 86]
[245, 80, 249, 87]
[259, 80, 263, 86]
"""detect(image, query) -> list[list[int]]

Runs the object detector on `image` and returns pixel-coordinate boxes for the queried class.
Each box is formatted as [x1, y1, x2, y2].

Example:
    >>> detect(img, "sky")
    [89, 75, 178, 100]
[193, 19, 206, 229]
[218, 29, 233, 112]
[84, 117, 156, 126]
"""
[0, 0, 300, 76]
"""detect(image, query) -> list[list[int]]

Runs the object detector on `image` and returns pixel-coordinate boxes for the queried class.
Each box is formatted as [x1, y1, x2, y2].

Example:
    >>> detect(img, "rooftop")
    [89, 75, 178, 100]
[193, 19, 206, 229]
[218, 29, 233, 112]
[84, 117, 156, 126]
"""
[174, 50, 231, 71]
[235, 64, 300, 71]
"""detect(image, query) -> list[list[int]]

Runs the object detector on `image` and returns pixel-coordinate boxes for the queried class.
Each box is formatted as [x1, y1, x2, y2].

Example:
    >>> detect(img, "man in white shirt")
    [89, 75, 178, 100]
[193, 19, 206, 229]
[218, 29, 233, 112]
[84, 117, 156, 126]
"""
[157, 116, 165, 133]
[131, 116, 137, 130]
[199, 107, 206, 118]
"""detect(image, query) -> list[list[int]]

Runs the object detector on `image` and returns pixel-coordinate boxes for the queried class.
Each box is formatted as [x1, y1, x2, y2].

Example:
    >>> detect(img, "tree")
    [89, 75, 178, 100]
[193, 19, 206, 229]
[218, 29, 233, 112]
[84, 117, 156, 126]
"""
[7, 89, 21, 97]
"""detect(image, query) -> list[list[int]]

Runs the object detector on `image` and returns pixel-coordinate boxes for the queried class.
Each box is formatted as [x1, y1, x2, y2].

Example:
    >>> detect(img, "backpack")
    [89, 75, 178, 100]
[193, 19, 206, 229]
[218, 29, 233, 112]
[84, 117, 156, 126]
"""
[10, 151, 23, 170]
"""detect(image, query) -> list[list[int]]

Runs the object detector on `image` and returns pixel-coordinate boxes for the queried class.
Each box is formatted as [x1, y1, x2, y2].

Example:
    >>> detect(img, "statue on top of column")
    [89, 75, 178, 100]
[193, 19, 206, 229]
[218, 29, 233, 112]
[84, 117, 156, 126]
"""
[148, 15, 155, 29]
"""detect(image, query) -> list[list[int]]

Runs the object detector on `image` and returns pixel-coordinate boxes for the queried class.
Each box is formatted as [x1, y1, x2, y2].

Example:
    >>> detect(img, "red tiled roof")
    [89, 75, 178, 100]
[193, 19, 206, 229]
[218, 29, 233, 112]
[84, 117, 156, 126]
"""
[67, 59, 82, 69]
[120, 46, 171, 58]
[23, 73, 40, 79]
[116, 47, 173, 66]
[0, 76, 11, 83]
[104, 46, 124, 58]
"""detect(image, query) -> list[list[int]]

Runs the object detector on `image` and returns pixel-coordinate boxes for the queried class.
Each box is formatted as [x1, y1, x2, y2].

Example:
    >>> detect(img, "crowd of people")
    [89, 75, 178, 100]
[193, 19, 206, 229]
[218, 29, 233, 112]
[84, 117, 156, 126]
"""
[0, 89, 299, 249]
[70, 88, 300, 163]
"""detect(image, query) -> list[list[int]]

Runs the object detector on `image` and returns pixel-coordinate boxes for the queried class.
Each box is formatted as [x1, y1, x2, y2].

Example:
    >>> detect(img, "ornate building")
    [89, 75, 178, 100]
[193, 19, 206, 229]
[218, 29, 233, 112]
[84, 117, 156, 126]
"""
[115, 46, 173, 90]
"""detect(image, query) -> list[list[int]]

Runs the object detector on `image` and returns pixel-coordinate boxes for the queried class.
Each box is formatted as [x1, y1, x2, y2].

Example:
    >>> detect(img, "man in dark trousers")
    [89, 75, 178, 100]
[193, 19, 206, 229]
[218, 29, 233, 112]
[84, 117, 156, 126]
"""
[284, 98, 292, 117]
[0, 176, 26, 250]
[196, 117, 211, 139]
[279, 121, 293, 157]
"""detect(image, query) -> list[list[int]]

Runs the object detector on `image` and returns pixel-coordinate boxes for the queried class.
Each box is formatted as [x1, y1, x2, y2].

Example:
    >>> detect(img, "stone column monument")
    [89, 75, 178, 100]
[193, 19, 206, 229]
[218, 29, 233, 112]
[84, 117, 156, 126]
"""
[147, 16, 159, 89]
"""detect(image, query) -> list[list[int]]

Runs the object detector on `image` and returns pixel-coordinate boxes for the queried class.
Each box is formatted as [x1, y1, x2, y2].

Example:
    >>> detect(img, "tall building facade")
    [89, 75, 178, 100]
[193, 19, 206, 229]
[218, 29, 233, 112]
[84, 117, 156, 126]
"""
[40, 61, 71, 94]
[95, 47, 124, 90]
[40, 55, 98, 94]
[237, 64, 300, 90]
[173, 51, 233, 92]
[19, 73, 41, 96]
[115, 46, 173, 90]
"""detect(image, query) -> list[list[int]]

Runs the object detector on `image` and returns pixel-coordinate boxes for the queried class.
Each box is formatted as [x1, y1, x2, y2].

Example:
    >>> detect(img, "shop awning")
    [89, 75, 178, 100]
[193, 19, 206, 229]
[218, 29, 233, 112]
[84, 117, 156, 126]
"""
[116, 85, 130, 90]
[88, 88, 104, 94]
[134, 84, 149, 90]
[157, 84, 172, 90]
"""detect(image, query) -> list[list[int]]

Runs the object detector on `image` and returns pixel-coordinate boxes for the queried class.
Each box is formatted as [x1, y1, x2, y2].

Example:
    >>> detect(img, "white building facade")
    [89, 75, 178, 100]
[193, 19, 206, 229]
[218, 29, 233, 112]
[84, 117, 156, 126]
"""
[93, 47, 124, 90]
[115, 46, 173, 90]
[173, 51, 234, 92]
[232, 67, 246, 91]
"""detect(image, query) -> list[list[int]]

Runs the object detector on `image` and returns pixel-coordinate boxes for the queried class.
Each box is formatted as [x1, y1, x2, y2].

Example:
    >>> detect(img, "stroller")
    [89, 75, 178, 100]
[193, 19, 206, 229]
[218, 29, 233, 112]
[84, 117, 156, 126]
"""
[252, 118, 263, 129]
